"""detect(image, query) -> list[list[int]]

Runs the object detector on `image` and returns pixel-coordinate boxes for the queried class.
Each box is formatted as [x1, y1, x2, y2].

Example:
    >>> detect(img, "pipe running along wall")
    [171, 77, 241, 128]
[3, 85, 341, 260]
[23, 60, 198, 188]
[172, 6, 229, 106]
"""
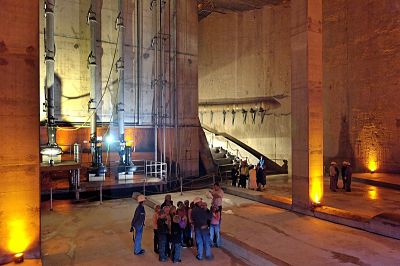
[42, 0, 62, 157]
[87, 0, 105, 174]
[88, 0, 97, 151]
[116, 0, 126, 163]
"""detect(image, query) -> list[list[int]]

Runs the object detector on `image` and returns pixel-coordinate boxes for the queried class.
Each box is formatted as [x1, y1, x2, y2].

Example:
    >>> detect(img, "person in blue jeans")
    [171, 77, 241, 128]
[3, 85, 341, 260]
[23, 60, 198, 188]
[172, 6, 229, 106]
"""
[209, 205, 221, 247]
[131, 194, 146, 255]
[157, 209, 169, 262]
[171, 215, 182, 263]
[191, 197, 213, 260]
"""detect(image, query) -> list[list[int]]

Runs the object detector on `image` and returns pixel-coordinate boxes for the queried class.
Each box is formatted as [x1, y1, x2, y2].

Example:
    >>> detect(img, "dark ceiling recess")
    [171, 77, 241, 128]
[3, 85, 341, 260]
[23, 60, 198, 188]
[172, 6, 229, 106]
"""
[197, 0, 288, 20]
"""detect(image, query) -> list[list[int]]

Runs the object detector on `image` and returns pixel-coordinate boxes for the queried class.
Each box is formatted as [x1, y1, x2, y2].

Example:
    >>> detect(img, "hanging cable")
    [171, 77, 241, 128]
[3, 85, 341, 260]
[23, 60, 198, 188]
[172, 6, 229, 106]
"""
[58, 29, 121, 131]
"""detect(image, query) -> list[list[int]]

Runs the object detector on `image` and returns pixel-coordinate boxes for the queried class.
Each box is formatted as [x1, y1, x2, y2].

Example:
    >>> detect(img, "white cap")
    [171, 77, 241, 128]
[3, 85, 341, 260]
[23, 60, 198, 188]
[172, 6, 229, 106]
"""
[137, 194, 146, 202]
[193, 197, 202, 204]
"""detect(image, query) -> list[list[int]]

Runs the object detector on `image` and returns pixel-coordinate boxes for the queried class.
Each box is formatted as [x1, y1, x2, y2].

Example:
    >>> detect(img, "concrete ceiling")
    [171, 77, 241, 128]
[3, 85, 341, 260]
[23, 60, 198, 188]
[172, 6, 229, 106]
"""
[198, 0, 288, 20]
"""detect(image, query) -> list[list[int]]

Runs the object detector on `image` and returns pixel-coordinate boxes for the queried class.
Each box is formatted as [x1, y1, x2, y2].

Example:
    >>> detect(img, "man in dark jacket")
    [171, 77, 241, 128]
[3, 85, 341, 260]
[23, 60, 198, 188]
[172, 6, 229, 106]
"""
[131, 194, 146, 255]
[171, 215, 183, 263]
[161, 194, 173, 209]
[344, 162, 353, 192]
[341, 162, 347, 189]
[231, 165, 238, 187]
[191, 197, 212, 260]
[157, 209, 169, 262]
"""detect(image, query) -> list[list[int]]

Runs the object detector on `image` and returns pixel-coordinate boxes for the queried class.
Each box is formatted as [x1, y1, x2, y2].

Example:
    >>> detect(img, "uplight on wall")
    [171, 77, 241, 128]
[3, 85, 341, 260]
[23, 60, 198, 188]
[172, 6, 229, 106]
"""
[310, 176, 323, 205]
[368, 152, 378, 173]
[14, 253, 24, 263]
[309, 162, 323, 205]
[7, 218, 31, 256]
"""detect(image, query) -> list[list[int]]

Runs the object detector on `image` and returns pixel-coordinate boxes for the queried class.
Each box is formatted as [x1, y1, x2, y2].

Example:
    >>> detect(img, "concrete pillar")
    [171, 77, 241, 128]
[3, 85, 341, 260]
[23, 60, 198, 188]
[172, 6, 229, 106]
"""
[291, 0, 323, 209]
[176, 0, 199, 177]
[0, 0, 40, 263]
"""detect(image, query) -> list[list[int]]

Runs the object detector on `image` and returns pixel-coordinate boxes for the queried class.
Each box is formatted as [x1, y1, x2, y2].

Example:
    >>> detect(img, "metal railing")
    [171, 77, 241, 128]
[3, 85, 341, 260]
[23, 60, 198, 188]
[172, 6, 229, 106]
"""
[205, 130, 258, 165]
[145, 160, 167, 180]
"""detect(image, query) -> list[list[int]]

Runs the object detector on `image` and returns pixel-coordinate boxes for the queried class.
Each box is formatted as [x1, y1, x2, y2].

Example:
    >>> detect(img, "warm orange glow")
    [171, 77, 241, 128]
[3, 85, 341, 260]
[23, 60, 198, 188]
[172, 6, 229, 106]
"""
[14, 253, 24, 263]
[7, 218, 31, 253]
[309, 158, 324, 205]
[368, 186, 378, 200]
[310, 175, 323, 204]
[368, 151, 378, 172]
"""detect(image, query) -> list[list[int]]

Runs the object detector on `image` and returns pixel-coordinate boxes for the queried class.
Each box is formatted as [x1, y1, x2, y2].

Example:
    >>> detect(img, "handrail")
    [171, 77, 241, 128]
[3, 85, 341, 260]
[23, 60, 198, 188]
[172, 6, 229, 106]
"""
[202, 125, 287, 174]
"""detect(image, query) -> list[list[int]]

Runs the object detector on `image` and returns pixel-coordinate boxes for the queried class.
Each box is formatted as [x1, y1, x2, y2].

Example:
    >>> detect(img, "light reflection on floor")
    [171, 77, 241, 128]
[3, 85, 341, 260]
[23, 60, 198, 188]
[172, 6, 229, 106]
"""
[227, 174, 400, 218]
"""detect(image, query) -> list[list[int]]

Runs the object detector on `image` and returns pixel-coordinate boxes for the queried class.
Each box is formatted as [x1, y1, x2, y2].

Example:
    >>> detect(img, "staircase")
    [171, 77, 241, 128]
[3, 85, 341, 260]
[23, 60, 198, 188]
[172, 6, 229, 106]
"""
[203, 125, 287, 177]
[210, 146, 239, 177]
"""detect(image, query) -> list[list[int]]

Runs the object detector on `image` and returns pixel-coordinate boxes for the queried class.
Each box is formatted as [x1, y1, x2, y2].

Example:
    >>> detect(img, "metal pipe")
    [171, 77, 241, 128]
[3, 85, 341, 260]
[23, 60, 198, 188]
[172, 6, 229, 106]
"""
[161, 0, 167, 167]
[88, 0, 97, 158]
[43, 0, 62, 158]
[136, 0, 141, 124]
[117, 0, 126, 164]
[168, 0, 173, 179]
[153, 1, 158, 163]
[45, 0, 55, 128]
[173, 0, 179, 179]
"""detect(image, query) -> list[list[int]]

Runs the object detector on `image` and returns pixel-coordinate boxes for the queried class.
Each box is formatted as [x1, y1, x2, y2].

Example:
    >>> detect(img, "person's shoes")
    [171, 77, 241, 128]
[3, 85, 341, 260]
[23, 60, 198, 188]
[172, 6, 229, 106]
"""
[159, 258, 167, 262]
[196, 255, 203, 261]
[205, 255, 214, 261]
[134, 249, 145, 255]
[173, 259, 182, 263]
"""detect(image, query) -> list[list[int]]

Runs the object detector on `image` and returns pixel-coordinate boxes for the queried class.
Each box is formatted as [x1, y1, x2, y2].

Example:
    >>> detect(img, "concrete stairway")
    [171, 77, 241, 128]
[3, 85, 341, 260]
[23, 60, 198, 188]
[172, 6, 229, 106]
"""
[210, 146, 239, 177]
[203, 125, 287, 176]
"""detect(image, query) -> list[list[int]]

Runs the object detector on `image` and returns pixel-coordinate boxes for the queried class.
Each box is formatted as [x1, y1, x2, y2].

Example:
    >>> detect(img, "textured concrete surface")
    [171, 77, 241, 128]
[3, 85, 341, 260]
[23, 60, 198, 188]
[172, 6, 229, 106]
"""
[225, 174, 400, 218]
[352, 173, 400, 190]
[150, 190, 400, 265]
[323, 0, 400, 172]
[198, 4, 291, 166]
[38, 0, 201, 177]
[41, 199, 246, 266]
[290, 0, 323, 208]
[0, 0, 40, 263]
[199, 1, 400, 172]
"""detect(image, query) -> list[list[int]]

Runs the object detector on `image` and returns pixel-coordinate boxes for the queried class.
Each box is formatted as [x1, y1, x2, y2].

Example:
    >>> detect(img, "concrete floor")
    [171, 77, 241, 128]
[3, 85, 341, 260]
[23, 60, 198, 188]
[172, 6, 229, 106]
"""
[151, 190, 400, 266]
[40, 190, 400, 265]
[239, 174, 400, 218]
[41, 199, 245, 266]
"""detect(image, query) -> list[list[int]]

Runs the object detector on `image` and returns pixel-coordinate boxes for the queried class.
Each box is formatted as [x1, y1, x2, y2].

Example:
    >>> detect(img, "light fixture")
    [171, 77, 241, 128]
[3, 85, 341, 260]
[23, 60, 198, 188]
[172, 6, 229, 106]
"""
[105, 134, 114, 145]
[40, 145, 62, 156]
[14, 253, 24, 263]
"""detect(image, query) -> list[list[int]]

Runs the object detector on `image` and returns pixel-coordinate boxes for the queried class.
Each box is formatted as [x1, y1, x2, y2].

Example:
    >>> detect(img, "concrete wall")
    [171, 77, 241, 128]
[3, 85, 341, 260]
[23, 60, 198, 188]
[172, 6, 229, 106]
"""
[38, 0, 200, 177]
[199, 1, 400, 172]
[0, 0, 40, 262]
[323, 0, 400, 172]
[199, 4, 291, 165]
[39, 0, 166, 125]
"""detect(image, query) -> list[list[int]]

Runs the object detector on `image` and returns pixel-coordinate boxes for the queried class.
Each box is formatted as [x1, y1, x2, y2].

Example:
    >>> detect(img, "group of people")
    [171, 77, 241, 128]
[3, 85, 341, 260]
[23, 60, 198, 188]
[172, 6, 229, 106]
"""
[329, 161, 353, 192]
[130, 182, 224, 263]
[231, 157, 267, 191]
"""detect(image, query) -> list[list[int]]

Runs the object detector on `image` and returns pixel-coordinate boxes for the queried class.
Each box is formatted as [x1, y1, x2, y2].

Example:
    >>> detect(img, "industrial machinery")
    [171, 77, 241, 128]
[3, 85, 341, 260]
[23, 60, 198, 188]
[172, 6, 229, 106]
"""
[41, 0, 62, 163]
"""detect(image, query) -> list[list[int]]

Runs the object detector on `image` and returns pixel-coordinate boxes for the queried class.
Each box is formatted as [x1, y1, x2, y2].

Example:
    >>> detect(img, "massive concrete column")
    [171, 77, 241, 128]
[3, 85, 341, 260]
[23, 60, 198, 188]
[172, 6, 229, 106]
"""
[176, 0, 199, 177]
[0, 0, 40, 263]
[291, 0, 323, 209]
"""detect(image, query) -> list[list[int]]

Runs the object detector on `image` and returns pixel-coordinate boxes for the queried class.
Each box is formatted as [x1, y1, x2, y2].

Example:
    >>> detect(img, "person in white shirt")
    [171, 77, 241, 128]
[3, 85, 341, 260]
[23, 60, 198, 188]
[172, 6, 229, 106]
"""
[209, 182, 224, 223]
